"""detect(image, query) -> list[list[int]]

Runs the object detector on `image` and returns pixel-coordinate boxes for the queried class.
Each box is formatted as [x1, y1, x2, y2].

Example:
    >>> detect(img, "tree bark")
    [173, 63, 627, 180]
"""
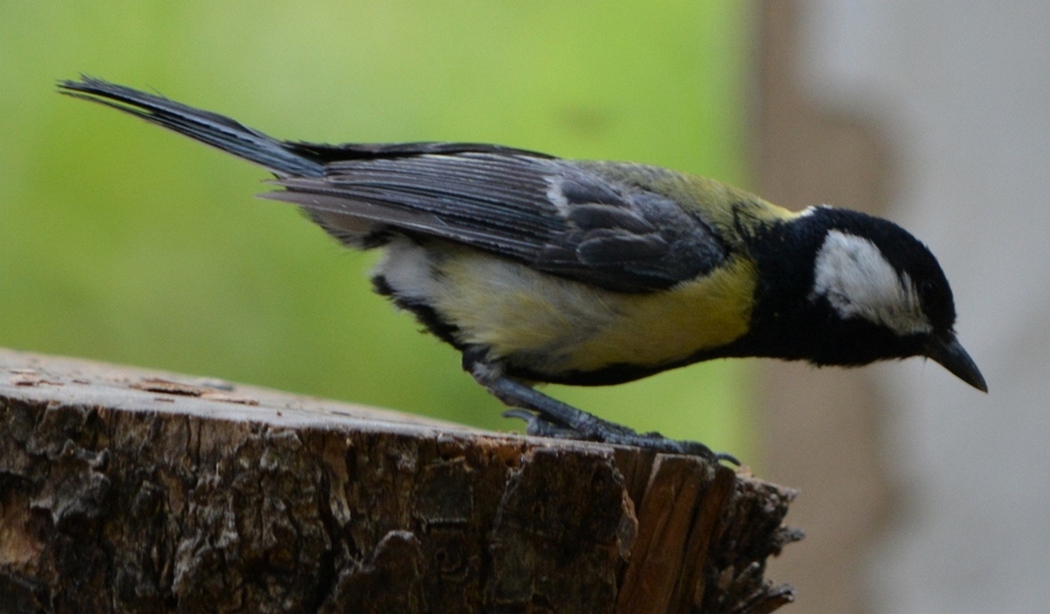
[0, 349, 800, 613]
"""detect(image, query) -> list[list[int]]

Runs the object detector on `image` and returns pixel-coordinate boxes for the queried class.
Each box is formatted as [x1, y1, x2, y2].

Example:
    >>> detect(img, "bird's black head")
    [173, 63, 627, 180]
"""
[743, 206, 986, 391]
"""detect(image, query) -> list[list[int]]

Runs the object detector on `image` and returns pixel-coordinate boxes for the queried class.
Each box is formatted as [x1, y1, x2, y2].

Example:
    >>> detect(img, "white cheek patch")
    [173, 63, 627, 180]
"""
[811, 230, 932, 335]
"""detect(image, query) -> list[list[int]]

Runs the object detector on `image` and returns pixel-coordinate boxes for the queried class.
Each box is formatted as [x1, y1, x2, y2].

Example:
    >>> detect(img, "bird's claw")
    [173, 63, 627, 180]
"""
[503, 408, 739, 465]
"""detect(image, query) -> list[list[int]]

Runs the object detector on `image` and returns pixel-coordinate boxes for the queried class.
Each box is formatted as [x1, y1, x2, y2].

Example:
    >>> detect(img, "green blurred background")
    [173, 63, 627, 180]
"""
[0, 1, 756, 455]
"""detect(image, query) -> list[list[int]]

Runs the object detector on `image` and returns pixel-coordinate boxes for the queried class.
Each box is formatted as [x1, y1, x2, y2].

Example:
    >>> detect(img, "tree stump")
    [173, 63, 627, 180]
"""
[0, 349, 800, 613]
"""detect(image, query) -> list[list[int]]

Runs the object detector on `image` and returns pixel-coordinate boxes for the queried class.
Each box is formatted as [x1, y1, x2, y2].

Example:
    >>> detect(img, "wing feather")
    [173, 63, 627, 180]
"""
[267, 150, 728, 293]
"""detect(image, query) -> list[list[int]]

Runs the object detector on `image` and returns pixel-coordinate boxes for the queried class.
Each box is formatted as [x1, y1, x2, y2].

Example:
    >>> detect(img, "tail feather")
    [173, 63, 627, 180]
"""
[58, 76, 323, 177]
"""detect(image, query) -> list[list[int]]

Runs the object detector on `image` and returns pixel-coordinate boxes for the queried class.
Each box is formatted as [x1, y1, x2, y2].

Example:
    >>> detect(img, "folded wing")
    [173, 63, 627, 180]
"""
[267, 151, 728, 293]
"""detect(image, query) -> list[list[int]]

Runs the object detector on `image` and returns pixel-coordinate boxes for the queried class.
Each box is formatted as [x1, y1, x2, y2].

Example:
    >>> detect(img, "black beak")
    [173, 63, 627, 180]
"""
[924, 333, 987, 392]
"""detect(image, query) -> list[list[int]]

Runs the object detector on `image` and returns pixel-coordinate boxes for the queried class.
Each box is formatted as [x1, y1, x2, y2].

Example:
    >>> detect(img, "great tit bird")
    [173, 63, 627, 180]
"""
[59, 77, 986, 461]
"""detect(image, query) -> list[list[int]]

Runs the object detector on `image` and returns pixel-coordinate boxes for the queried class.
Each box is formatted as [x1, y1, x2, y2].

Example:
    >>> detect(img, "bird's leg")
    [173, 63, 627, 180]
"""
[465, 351, 738, 464]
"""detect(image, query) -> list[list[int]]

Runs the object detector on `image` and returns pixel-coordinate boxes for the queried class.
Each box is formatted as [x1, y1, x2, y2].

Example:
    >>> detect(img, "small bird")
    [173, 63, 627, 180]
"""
[60, 76, 986, 461]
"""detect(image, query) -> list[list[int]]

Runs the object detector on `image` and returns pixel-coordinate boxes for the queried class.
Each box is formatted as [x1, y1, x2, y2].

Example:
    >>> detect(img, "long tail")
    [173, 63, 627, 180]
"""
[58, 76, 324, 178]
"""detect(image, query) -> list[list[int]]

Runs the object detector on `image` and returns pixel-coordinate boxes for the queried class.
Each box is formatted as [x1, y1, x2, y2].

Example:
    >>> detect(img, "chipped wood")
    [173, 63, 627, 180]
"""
[0, 349, 799, 613]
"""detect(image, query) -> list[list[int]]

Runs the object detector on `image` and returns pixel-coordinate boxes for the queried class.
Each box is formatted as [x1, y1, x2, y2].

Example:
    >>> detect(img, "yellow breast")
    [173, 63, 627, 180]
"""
[430, 249, 757, 375]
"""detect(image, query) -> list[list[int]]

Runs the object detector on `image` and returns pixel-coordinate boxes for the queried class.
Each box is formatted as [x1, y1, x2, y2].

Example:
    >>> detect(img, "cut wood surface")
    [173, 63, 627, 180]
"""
[0, 349, 800, 613]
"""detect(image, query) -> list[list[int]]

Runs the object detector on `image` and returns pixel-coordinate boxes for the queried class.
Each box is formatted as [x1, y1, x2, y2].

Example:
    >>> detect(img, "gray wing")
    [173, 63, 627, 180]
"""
[267, 151, 727, 293]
